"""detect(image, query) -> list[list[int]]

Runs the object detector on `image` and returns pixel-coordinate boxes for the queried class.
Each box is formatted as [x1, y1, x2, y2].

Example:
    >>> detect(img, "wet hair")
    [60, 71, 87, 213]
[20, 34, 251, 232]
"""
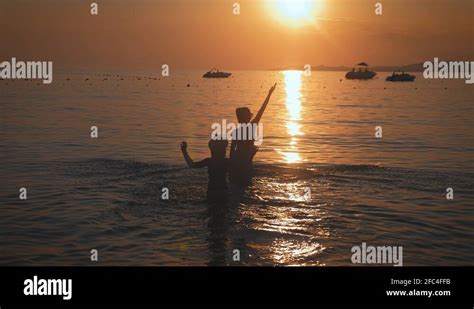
[208, 139, 228, 158]
[236, 107, 252, 123]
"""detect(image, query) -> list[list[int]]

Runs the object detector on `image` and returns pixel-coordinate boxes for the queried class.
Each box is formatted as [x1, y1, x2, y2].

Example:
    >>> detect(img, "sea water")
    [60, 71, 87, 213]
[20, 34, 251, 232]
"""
[0, 70, 472, 265]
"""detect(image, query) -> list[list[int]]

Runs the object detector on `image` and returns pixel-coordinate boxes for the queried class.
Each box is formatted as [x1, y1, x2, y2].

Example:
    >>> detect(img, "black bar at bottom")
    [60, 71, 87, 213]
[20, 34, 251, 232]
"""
[0, 267, 471, 305]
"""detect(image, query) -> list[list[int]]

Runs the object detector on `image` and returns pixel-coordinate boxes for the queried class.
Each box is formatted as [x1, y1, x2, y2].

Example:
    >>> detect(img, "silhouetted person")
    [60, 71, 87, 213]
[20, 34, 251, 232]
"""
[180, 140, 229, 201]
[229, 83, 276, 186]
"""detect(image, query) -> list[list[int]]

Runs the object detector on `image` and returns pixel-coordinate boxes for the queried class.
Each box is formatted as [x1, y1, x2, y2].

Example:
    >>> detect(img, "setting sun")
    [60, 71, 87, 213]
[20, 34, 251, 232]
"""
[266, 0, 323, 27]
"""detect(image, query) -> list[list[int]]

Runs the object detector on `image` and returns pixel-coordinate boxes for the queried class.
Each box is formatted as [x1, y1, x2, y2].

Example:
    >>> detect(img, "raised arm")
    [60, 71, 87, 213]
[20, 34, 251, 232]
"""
[252, 83, 276, 124]
[180, 141, 208, 168]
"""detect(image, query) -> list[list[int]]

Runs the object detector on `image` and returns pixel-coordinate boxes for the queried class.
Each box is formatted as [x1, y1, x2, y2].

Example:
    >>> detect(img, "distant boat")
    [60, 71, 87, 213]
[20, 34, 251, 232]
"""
[386, 71, 416, 82]
[345, 62, 377, 80]
[203, 69, 232, 78]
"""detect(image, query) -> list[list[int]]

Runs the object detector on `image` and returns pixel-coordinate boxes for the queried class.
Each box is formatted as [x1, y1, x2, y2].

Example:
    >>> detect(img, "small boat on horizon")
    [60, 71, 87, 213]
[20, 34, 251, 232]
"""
[386, 71, 416, 82]
[202, 69, 232, 78]
[345, 62, 377, 80]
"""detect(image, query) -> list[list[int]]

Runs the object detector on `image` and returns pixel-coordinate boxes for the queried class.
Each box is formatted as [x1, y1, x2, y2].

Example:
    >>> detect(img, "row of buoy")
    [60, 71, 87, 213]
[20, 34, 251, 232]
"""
[0, 76, 162, 82]
[77, 77, 160, 82]
[90, 73, 160, 80]
[0, 75, 155, 82]
[0, 81, 452, 91]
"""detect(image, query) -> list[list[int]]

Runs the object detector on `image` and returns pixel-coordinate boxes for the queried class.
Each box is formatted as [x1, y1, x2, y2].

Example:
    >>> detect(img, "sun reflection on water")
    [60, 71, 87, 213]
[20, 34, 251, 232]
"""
[271, 238, 326, 266]
[250, 71, 328, 266]
[278, 70, 304, 163]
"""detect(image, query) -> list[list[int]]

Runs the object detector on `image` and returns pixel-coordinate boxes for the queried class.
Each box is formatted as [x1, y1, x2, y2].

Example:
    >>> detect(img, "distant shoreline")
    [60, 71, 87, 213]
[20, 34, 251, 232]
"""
[268, 63, 426, 72]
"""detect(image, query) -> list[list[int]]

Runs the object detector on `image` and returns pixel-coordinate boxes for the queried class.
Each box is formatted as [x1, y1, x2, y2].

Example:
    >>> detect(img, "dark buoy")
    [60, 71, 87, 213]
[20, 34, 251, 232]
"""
[187, 84, 190, 87]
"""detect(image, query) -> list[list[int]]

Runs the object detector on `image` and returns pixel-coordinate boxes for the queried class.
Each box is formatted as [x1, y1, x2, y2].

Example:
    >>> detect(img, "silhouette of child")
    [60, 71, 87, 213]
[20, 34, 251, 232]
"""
[180, 139, 229, 200]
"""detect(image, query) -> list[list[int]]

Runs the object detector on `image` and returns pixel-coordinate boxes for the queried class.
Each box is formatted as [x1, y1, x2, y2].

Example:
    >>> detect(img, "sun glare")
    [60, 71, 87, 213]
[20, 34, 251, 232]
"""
[266, 0, 323, 27]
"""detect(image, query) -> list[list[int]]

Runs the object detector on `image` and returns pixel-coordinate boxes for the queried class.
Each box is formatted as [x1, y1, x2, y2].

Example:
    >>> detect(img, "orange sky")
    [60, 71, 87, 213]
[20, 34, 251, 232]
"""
[0, 0, 472, 70]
